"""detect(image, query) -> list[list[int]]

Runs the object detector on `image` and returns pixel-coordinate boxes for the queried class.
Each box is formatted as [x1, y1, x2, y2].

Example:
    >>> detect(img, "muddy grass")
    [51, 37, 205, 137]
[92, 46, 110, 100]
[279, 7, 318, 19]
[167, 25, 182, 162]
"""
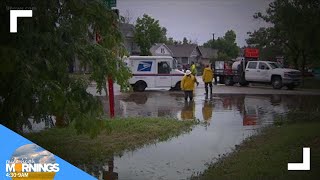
[192, 112, 320, 180]
[24, 118, 197, 165]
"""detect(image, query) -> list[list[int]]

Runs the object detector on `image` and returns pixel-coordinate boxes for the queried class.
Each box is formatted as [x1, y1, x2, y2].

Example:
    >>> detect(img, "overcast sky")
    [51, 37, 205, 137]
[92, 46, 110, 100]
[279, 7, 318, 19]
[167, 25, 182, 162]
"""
[117, 0, 272, 47]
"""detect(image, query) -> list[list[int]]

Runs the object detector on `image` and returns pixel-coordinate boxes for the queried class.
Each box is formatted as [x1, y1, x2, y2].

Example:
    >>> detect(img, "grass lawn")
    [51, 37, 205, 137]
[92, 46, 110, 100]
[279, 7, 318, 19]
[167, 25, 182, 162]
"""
[24, 118, 197, 165]
[193, 113, 320, 180]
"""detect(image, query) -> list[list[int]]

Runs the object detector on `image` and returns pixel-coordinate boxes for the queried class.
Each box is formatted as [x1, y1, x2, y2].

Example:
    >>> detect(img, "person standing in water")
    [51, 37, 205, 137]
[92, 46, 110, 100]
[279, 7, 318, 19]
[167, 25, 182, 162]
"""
[181, 70, 199, 101]
[202, 64, 214, 96]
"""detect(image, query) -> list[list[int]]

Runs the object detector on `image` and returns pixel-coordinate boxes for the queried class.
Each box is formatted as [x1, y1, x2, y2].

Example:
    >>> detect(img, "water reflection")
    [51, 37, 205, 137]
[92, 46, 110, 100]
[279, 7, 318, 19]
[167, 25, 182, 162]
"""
[23, 92, 320, 134]
[77, 94, 320, 180]
[202, 100, 213, 125]
[102, 158, 118, 180]
[119, 93, 295, 127]
[181, 101, 195, 120]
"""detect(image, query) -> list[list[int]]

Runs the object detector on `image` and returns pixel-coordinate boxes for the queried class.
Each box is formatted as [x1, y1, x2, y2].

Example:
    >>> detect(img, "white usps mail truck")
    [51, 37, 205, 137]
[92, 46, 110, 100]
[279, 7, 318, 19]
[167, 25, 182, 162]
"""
[125, 56, 185, 91]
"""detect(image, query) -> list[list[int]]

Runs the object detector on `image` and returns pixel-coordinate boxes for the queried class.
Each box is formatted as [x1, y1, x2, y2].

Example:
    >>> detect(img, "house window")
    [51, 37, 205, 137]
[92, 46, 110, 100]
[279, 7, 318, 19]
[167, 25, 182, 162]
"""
[181, 57, 188, 65]
[160, 48, 165, 54]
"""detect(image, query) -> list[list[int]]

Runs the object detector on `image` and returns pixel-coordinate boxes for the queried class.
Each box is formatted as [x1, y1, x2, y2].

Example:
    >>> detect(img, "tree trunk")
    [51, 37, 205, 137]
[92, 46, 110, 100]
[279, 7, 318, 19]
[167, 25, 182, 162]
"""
[55, 114, 67, 127]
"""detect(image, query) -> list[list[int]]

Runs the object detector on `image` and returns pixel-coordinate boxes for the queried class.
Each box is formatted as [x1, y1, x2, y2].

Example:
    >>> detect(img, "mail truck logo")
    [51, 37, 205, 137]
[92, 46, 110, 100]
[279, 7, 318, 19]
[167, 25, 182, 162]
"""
[6, 144, 59, 179]
[137, 61, 152, 71]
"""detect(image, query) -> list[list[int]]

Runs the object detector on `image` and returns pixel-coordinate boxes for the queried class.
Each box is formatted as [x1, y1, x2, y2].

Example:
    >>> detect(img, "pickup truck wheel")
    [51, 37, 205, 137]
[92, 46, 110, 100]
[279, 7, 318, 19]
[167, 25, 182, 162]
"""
[239, 81, 249, 87]
[286, 84, 295, 90]
[225, 77, 234, 86]
[134, 81, 146, 92]
[272, 76, 282, 89]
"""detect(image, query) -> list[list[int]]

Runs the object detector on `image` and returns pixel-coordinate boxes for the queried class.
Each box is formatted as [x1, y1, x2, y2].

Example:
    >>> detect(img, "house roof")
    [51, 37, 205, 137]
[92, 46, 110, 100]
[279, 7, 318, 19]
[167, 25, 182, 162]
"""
[119, 23, 135, 38]
[149, 43, 162, 54]
[166, 44, 198, 57]
[198, 46, 218, 59]
[150, 43, 173, 56]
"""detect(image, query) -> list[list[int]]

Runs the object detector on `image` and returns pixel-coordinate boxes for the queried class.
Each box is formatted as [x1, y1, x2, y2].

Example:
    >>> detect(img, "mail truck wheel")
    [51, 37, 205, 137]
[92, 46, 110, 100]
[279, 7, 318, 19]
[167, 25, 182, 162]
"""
[174, 81, 181, 91]
[134, 81, 147, 92]
[225, 76, 234, 86]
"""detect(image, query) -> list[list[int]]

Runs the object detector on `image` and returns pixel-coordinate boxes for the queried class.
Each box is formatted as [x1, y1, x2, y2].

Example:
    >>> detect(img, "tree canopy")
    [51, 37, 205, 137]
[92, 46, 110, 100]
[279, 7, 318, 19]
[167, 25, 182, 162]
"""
[134, 14, 167, 55]
[0, 0, 131, 135]
[203, 30, 239, 60]
[246, 27, 284, 61]
[246, 0, 320, 70]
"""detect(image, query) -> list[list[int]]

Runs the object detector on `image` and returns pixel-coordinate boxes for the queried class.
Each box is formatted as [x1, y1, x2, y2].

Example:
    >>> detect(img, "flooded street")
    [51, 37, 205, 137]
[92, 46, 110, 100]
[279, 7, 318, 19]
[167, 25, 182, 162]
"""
[25, 84, 320, 180]
[85, 84, 320, 180]
[23, 83, 320, 179]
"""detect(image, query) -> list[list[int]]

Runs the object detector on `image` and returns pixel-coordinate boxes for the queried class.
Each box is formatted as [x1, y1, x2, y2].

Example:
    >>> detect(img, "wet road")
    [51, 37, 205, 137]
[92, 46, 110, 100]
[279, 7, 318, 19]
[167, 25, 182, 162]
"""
[23, 82, 319, 132]
[85, 83, 320, 180]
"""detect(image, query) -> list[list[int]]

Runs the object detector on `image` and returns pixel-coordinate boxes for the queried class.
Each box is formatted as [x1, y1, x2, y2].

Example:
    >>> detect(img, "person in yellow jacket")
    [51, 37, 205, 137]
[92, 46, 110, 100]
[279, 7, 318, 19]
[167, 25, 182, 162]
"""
[202, 65, 214, 95]
[181, 70, 199, 101]
[190, 62, 197, 76]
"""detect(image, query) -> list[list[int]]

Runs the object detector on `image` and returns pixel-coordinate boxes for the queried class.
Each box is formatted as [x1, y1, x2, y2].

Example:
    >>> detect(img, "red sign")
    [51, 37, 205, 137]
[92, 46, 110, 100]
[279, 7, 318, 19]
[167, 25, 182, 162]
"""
[244, 48, 259, 58]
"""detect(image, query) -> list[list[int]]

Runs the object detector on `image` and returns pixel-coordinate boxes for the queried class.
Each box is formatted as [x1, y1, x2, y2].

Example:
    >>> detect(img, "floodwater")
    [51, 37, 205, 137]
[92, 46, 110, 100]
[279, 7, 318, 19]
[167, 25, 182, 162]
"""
[85, 88, 320, 180]
[22, 84, 320, 180]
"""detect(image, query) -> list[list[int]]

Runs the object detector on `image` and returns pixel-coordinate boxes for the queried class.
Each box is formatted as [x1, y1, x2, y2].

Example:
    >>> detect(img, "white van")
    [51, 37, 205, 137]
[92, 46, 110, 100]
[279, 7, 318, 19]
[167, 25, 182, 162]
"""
[125, 56, 185, 91]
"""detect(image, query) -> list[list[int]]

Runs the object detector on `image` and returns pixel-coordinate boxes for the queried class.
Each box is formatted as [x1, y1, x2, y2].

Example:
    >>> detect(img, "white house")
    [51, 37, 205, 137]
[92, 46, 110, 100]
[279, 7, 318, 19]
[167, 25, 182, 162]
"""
[149, 43, 173, 56]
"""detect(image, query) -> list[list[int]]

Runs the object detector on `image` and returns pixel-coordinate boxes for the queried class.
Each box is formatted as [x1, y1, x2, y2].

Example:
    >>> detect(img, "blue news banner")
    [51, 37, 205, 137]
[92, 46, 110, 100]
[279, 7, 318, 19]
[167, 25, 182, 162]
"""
[0, 125, 97, 180]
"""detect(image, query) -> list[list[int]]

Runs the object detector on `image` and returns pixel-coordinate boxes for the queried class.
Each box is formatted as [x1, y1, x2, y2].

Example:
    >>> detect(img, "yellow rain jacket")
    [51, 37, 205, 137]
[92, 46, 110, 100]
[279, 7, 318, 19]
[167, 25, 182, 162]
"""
[181, 75, 197, 91]
[202, 67, 213, 83]
[191, 64, 197, 75]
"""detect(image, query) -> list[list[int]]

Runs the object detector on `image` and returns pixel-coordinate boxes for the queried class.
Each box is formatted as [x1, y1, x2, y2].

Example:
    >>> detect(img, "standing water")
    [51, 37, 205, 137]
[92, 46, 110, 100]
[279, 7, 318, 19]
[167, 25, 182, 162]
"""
[81, 91, 320, 180]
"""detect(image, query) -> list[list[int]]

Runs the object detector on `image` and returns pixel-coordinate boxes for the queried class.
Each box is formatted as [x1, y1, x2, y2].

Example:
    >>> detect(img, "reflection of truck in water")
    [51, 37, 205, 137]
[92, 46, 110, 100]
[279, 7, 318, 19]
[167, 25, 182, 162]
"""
[214, 48, 302, 89]
[242, 95, 289, 126]
[125, 56, 185, 91]
[217, 94, 289, 127]
[119, 93, 182, 118]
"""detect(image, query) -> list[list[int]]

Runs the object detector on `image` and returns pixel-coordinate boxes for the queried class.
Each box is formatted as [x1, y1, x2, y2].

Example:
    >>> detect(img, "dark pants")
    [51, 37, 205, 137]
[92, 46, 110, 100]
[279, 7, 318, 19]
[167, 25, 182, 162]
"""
[205, 82, 213, 94]
[184, 91, 193, 101]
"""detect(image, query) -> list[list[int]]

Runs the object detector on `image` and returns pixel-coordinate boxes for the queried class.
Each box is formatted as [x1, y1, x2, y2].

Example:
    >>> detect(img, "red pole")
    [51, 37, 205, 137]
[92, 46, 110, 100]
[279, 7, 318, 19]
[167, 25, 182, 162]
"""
[108, 76, 115, 118]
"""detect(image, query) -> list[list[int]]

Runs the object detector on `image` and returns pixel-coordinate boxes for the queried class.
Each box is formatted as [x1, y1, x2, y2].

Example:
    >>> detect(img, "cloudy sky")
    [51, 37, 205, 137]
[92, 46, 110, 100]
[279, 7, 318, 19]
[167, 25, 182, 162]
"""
[117, 0, 272, 46]
[11, 144, 55, 164]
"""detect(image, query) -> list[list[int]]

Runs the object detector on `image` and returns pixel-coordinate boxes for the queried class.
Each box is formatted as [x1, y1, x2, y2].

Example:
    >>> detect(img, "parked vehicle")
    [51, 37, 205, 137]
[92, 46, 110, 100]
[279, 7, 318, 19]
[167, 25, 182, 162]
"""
[213, 60, 233, 84]
[125, 56, 185, 91]
[214, 48, 302, 90]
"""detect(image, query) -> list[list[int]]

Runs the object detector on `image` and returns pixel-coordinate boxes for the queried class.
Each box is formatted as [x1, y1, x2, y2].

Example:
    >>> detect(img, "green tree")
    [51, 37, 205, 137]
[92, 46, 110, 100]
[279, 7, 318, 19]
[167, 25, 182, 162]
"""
[134, 14, 167, 55]
[167, 37, 174, 45]
[0, 0, 131, 135]
[203, 30, 239, 60]
[252, 0, 320, 71]
[159, 27, 168, 43]
[183, 37, 188, 44]
[246, 27, 285, 61]
[174, 40, 182, 45]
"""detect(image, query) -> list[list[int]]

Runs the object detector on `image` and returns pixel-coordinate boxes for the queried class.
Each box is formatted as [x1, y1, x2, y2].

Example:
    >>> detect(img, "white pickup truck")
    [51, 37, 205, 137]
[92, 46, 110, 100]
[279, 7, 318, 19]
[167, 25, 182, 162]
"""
[125, 56, 185, 91]
[224, 60, 302, 90]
